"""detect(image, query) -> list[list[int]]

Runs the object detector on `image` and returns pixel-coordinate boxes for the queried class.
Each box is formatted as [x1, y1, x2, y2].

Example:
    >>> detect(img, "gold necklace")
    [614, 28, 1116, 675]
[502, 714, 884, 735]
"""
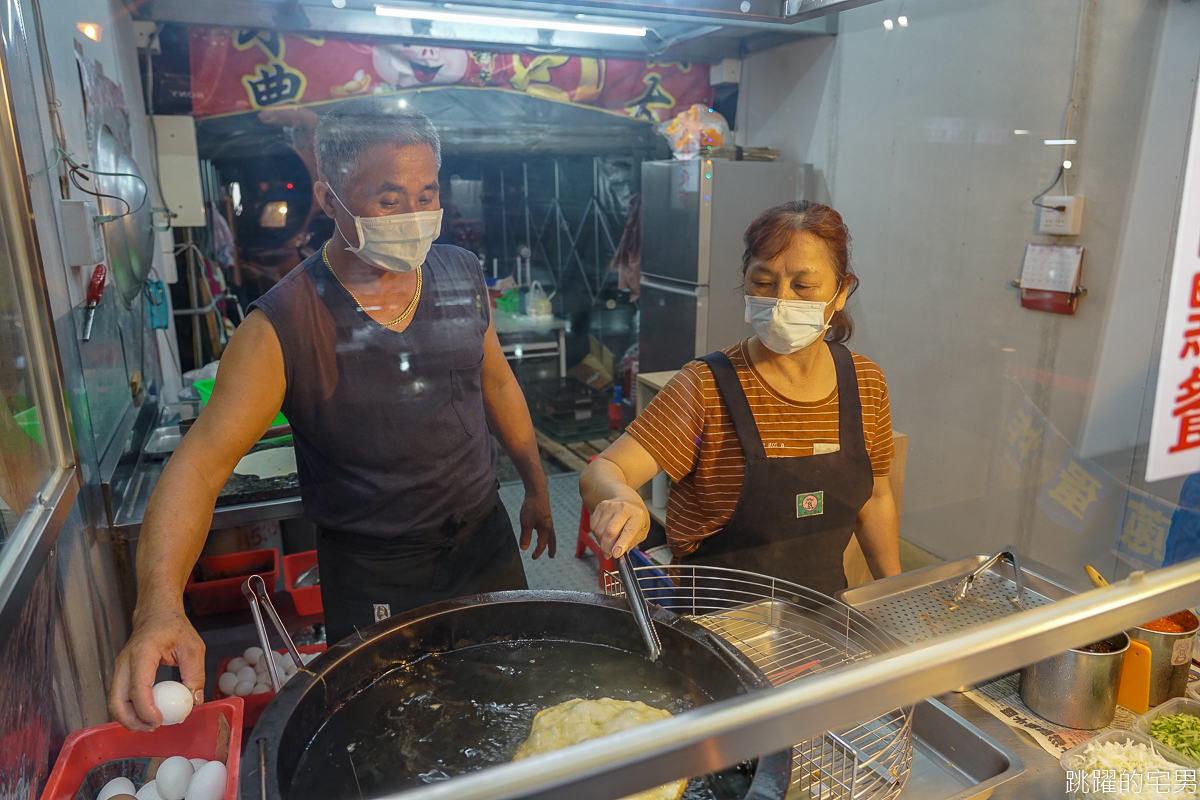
[322, 242, 422, 327]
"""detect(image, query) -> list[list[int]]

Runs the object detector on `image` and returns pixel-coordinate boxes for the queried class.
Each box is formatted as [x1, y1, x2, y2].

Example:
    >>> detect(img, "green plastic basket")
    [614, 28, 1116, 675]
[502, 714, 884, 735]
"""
[192, 379, 289, 429]
[14, 406, 42, 447]
[495, 289, 521, 313]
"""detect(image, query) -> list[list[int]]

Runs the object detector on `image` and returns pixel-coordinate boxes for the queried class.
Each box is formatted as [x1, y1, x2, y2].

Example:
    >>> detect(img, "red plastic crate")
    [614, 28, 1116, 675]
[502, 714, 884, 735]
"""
[184, 548, 279, 616]
[213, 644, 327, 729]
[40, 698, 243, 800]
[281, 550, 323, 617]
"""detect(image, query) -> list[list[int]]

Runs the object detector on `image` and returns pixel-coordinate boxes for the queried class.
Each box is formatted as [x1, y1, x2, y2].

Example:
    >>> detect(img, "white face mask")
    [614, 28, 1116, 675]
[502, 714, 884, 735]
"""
[744, 290, 839, 354]
[329, 188, 442, 273]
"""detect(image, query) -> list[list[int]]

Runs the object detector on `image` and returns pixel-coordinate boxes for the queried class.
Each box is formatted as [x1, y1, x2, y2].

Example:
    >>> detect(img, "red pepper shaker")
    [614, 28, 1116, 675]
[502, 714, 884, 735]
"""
[81, 263, 106, 342]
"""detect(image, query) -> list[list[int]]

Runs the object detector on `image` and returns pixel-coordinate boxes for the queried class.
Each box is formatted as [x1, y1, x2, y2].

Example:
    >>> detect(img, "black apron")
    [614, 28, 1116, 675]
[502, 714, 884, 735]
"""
[316, 485, 528, 644]
[680, 344, 875, 596]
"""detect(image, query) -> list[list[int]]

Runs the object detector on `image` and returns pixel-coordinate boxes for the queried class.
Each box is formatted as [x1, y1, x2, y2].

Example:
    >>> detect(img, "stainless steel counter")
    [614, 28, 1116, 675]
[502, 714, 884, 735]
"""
[110, 452, 303, 539]
[937, 691, 1065, 799]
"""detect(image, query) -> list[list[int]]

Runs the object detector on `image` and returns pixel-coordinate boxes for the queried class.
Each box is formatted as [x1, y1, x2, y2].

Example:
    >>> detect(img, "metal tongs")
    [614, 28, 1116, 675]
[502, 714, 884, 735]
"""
[952, 546, 1028, 609]
[242, 574, 305, 691]
[616, 554, 662, 662]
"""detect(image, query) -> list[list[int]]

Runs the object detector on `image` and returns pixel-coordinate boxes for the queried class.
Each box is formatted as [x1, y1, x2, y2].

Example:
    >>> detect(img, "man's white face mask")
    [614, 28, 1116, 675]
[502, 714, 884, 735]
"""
[329, 187, 442, 273]
[744, 287, 840, 354]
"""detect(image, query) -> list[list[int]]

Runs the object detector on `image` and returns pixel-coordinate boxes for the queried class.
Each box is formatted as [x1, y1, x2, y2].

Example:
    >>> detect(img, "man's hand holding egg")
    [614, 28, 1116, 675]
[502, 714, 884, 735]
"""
[108, 604, 206, 731]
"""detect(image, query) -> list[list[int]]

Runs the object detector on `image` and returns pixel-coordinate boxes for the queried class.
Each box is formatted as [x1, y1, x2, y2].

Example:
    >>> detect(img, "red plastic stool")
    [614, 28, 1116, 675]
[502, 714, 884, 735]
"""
[575, 455, 615, 588]
[576, 503, 616, 589]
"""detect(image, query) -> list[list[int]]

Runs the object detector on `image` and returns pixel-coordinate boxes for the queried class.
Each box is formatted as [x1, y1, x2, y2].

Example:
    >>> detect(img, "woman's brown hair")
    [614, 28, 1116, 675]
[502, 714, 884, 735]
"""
[741, 200, 858, 344]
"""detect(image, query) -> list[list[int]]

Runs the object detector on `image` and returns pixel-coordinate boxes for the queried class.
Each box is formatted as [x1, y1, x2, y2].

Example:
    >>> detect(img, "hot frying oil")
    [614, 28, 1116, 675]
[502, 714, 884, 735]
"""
[291, 640, 754, 799]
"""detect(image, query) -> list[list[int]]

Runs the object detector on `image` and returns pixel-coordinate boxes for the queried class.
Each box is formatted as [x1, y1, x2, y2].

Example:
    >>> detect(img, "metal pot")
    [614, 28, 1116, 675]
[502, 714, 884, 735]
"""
[1130, 609, 1200, 708]
[244, 591, 793, 800]
[1019, 633, 1130, 729]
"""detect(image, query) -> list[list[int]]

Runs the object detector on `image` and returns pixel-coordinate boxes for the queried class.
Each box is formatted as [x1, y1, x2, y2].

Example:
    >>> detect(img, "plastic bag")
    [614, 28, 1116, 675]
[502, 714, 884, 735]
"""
[528, 281, 553, 320]
[655, 104, 730, 160]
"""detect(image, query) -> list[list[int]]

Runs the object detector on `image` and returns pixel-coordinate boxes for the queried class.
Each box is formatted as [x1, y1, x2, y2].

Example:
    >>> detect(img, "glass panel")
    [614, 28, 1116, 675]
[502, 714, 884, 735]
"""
[0, 210, 51, 543]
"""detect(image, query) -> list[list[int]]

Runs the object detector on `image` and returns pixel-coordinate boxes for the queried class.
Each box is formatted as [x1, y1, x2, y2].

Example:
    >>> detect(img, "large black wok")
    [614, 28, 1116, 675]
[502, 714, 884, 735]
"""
[243, 591, 792, 800]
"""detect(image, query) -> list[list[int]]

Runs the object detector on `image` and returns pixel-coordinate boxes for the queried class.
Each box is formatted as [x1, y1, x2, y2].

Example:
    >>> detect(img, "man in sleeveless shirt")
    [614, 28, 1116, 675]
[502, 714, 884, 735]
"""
[107, 109, 557, 731]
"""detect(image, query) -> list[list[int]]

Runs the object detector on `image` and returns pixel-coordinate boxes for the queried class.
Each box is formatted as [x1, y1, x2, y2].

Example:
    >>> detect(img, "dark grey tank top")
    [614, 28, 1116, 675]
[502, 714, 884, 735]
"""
[249, 243, 496, 539]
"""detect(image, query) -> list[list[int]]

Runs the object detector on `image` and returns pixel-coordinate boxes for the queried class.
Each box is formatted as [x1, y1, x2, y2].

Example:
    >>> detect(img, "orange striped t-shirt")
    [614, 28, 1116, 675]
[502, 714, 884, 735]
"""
[626, 341, 893, 559]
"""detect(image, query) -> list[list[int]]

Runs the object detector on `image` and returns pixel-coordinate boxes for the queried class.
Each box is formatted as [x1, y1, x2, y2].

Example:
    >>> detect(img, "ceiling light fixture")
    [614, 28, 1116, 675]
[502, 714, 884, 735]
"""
[1063, 160, 1073, 169]
[76, 22, 101, 41]
[332, 0, 347, 7]
[374, 5, 648, 36]
[1044, 139, 1077, 145]
[1013, 130, 1030, 135]
[883, 18, 894, 30]
[898, 15, 908, 26]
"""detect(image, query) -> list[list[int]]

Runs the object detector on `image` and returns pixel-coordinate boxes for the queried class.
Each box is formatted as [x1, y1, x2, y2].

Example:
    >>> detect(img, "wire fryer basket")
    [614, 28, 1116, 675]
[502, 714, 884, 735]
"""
[604, 564, 913, 800]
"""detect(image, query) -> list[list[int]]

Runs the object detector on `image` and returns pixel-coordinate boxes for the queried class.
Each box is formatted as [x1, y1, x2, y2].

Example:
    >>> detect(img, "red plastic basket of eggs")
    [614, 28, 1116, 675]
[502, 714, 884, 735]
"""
[40, 683, 243, 800]
[212, 644, 326, 729]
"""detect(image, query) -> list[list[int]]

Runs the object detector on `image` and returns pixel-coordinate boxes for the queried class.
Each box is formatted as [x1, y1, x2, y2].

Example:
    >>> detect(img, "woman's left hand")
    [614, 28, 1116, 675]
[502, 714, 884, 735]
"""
[519, 490, 557, 559]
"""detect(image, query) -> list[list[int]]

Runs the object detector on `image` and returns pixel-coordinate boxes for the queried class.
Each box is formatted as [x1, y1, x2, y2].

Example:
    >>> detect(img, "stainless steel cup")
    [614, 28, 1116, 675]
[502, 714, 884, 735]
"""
[1019, 633, 1129, 730]
[1130, 610, 1199, 708]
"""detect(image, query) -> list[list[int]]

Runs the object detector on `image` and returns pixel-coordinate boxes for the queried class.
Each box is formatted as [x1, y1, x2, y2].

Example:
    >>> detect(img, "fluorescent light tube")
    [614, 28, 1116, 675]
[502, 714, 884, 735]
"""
[374, 5, 648, 36]
[1044, 139, 1077, 145]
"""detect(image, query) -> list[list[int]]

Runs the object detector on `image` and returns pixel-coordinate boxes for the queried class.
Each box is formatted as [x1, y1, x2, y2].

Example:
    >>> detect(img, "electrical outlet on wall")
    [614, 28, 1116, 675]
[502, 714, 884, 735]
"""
[1039, 195, 1085, 236]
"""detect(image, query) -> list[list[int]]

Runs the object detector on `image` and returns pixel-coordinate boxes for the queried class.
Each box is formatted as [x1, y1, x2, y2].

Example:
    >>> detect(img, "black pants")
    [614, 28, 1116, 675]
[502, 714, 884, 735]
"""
[316, 487, 528, 645]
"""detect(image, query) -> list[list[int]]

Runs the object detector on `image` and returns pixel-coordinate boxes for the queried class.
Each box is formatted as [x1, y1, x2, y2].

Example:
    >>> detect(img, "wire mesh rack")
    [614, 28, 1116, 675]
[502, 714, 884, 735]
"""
[836, 550, 1073, 647]
[604, 564, 913, 800]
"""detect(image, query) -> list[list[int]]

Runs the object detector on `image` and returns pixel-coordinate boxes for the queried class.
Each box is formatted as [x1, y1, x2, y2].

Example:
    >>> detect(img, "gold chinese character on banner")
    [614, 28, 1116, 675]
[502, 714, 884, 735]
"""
[1047, 461, 1103, 520]
[1006, 408, 1044, 464]
[241, 61, 307, 108]
[1121, 499, 1170, 560]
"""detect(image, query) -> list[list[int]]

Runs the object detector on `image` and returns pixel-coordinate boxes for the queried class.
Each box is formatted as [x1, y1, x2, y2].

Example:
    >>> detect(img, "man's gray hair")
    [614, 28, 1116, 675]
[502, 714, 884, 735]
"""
[316, 107, 441, 192]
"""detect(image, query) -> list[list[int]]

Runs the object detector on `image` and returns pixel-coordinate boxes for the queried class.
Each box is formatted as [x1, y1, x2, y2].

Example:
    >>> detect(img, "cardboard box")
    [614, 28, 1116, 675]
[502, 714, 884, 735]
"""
[567, 336, 615, 389]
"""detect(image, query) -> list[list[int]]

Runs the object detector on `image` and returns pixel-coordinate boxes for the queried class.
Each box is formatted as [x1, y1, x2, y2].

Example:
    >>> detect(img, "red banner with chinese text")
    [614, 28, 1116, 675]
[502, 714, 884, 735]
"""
[188, 28, 711, 123]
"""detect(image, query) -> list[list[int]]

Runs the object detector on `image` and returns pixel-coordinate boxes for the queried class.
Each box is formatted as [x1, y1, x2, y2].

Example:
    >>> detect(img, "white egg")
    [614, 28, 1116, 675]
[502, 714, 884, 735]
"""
[136, 780, 163, 800]
[233, 679, 255, 697]
[225, 657, 247, 673]
[184, 760, 227, 800]
[251, 683, 271, 694]
[255, 672, 270, 685]
[272, 651, 289, 666]
[235, 666, 256, 684]
[154, 756, 194, 800]
[216, 672, 238, 696]
[301, 652, 316, 664]
[188, 759, 207, 772]
[151, 682, 194, 726]
[278, 672, 291, 686]
[254, 660, 268, 675]
[243, 646, 264, 665]
[97, 778, 137, 800]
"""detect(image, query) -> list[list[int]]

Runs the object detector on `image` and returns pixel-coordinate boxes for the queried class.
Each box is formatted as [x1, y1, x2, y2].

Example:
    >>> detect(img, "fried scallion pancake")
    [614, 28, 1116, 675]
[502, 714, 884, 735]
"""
[514, 698, 687, 800]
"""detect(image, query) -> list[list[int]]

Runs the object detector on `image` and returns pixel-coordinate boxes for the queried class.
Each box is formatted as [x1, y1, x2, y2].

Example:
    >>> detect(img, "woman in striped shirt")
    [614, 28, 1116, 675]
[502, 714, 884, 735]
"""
[580, 201, 900, 594]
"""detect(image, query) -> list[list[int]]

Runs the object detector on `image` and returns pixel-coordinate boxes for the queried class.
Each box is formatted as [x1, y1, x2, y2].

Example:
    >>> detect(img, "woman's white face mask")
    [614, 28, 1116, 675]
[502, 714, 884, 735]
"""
[744, 288, 840, 355]
[329, 187, 442, 274]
